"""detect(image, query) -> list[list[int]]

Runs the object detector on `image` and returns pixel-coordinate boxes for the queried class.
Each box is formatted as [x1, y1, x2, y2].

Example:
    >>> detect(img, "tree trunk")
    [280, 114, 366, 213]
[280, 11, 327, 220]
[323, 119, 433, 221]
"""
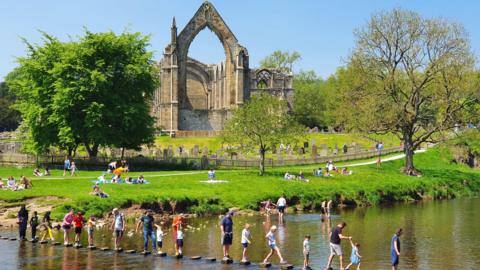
[403, 131, 415, 173]
[259, 148, 266, 176]
[121, 147, 125, 159]
[85, 143, 99, 158]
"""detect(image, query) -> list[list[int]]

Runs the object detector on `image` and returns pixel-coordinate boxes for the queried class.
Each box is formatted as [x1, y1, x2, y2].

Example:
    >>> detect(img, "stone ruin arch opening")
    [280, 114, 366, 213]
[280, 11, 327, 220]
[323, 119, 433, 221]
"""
[153, 1, 294, 135]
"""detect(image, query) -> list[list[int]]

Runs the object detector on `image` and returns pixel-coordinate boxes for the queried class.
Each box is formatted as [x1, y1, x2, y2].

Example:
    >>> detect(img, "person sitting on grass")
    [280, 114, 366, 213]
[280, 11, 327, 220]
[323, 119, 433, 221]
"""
[0, 178, 4, 189]
[125, 177, 133, 184]
[137, 175, 145, 184]
[19, 176, 32, 189]
[7, 176, 17, 190]
[98, 174, 106, 183]
[298, 171, 309, 182]
[208, 169, 216, 180]
[342, 167, 353, 175]
[33, 168, 43, 177]
[91, 183, 108, 198]
[44, 167, 50, 176]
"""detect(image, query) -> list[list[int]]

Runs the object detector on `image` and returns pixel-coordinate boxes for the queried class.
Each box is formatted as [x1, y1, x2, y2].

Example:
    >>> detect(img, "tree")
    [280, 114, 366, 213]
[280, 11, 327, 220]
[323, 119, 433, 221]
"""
[339, 8, 478, 172]
[0, 81, 21, 131]
[7, 30, 158, 157]
[292, 70, 327, 128]
[260, 50, 301, 73]
[223, 93, 304, 175]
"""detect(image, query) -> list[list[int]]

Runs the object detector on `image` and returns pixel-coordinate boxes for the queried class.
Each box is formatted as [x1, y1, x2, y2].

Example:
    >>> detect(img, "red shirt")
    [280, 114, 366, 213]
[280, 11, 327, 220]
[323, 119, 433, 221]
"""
[73, 215, 84, 228]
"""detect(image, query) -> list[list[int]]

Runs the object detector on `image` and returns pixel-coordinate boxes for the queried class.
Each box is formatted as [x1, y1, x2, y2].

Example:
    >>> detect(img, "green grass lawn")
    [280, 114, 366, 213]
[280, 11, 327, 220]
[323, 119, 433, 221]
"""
[0, 148, 478, 220]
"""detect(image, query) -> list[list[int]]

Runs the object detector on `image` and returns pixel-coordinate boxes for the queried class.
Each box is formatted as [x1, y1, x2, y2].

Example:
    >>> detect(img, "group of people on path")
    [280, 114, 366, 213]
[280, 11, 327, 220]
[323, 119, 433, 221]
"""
[15, 200, 404, 270]
[63, 157, 77, 176]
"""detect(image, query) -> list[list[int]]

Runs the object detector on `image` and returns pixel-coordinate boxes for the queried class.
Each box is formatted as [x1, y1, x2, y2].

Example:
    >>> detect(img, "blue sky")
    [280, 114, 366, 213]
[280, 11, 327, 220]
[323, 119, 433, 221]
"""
[0, 0, 479, 80]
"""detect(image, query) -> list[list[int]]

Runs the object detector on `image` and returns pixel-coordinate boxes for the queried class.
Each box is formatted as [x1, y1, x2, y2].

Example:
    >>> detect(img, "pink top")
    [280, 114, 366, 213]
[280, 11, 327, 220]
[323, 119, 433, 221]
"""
[62, 213, 74, 226]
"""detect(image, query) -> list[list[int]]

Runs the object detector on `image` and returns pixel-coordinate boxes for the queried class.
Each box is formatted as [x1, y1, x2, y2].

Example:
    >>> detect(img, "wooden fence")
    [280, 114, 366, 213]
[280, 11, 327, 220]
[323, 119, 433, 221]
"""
[0, 147, 403, 170]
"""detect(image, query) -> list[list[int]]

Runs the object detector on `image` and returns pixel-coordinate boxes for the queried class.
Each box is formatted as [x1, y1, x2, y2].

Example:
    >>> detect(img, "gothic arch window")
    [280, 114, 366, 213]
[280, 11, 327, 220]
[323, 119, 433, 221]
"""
[256, 69, 271, 89]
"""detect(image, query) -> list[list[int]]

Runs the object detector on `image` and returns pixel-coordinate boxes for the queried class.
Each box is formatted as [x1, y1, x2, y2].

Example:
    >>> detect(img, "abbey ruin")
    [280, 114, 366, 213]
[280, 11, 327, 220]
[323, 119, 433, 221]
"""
[151, 2, 293, 134]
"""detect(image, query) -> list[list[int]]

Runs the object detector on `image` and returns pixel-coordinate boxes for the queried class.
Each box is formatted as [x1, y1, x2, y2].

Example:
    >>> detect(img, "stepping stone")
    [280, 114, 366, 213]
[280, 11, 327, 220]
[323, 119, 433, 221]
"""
[40, 240, 48, 244]
[190, 256, 202, 260]
[154, 252, 167, 257]
[9, 238, 17, 241]
[260, 262, 272, 268]
[141, 251, 151, 255]
[221, 258, 233, 264]
[1, 237, 9, 240]
[115, 248, 123, 253]
[75, 244, 83, 249]
[240, 261, 251, 265]
[175, 254, 183, 259]
[88, 246, 97, 250]
[52, 242, 61, 246]
[100, 247, 110, 251]
[280, 264, 294, 270]
[29, 239, 38, 243]
[205, 257, 216, 262]
[125, 250, 136, 254]
[64, 243, 73, 247]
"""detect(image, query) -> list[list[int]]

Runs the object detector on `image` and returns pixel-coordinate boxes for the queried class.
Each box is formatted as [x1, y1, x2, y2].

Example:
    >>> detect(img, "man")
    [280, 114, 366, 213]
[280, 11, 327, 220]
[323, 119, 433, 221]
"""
[220, 211, 234, 260]
[63, 157, 70, 176]
[277, 195, 287, 221]
[111, 208, 125, 250]
[136, 210, 157, 253]
[325, 222, 352, 270]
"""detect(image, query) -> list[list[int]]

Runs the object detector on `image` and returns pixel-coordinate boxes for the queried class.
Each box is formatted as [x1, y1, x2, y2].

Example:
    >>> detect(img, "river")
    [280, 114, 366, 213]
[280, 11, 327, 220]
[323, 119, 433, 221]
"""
[1, 198, 479, 269]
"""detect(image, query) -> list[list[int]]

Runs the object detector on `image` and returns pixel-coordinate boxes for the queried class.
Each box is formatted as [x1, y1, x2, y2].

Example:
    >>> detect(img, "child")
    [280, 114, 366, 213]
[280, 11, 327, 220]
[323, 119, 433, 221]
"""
[40, 211, 55, 242]
[30, 211, 39, 240]
[154, 224, 165, 254]
[303, 235, 311, 270]
[87, 216, 95, 247]
[262, 225, 286, 264]
[70, 161, 77, 176]
[241, 223, 252, 262]
[73, 211, 85, 246]
[176, 228, 184, 255]
[346, 239, 362, 270]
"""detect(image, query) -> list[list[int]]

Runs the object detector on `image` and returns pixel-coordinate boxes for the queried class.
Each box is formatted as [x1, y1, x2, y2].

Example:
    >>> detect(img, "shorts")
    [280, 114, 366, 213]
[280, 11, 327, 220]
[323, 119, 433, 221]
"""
[278, 206, 285, 213]
[88, 228, 94, 236]
[329, 243, 343, 256]
[176, 239, 184, 247]
[391, 254, 399, 266]
[242, 242, 248, 248]
[157, 241, 163, 248]
[304, 251, 310, 258]
[64, 165, 70, 170]
[62, 224, 71, 230]
[221, 233, 233, 245]
[269, 244, 276, 249]
[74, 227, 82, 234]
[114, 229, 123, 238]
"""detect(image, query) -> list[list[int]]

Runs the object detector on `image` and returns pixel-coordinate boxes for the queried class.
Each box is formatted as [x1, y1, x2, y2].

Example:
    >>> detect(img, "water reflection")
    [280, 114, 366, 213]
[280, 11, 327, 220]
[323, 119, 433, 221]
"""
[1, 198, 479, 269]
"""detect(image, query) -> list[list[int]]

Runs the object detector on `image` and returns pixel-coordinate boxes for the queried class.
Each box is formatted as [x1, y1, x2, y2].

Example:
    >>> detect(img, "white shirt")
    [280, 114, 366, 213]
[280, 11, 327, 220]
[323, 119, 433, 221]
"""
[328, 163, 334, 171]
[277, 197, 286, 207]
[177, 230, 184, 240]
[241, 229, 251, 244]
[156, 230, 164, 241]
[266, 231, 275, 246]
[303, 239, 310, 252]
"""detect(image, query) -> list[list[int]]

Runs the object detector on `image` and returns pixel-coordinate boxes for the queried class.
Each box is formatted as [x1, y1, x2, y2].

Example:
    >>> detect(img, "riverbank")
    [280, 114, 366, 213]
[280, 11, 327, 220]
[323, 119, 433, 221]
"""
[0, 148, 479, 222]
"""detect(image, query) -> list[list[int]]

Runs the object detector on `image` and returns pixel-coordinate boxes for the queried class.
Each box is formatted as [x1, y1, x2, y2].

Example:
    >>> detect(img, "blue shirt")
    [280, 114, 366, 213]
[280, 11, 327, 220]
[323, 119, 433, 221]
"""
[391, 235, 400, 256]
[220, 215, 233, 233]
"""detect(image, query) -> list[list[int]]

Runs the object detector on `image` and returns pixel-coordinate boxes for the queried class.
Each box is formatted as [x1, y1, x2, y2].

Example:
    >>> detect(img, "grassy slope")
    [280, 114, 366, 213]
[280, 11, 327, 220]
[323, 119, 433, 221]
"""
[0, 148, 478, 220]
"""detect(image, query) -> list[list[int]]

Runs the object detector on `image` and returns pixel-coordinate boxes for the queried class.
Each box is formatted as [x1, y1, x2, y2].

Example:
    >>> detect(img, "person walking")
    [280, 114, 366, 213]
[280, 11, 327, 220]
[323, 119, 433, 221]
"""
[326, 200, 333, 219]
[40, 211, 55, 242]
[62, 209, 74, 245]
[345, 238, 362, 270]
[70, 161, 77, 176]
[73, 211, 85, 247]
[303, 235, 311, 270]
[87, 216, 95, 248]
[136, 210, 157, 254]
[324, 222, 352, 270]
[63, 157, 71, 176]
[220, 211, 234, 260]
[277, 195, 287, 221]
[29, 211, 39, 241]
[391, 228, 403, 270]
[241, 223, 252, 262]
[111, 208, 125, 250]
[262, 225, 287, 264]
[172, 214, 185, 256]
[17, 205, 28, 240]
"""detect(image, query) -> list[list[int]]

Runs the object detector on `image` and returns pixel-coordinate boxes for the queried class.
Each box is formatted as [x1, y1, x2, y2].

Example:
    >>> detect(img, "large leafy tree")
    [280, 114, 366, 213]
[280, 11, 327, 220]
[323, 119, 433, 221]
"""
[292, 70, 327, 128]
[260, 50, 301, 73]
[223, 93, 304, 175]
[7, 30, 158, 157]
[339, 8, 478, 172]
[0, 81, 21, 132]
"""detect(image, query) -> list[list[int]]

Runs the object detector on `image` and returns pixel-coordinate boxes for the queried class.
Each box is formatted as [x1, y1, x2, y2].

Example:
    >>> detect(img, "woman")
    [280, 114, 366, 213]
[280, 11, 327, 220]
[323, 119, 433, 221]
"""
[62, 209, 75, 245]
[17, 205, 29, 240]
[391, 228, 403, 270]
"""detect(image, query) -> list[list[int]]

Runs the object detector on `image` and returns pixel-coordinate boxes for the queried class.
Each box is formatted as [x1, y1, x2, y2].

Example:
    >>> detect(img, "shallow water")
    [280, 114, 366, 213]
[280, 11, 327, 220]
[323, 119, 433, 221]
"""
[1, 198, 479, 269]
